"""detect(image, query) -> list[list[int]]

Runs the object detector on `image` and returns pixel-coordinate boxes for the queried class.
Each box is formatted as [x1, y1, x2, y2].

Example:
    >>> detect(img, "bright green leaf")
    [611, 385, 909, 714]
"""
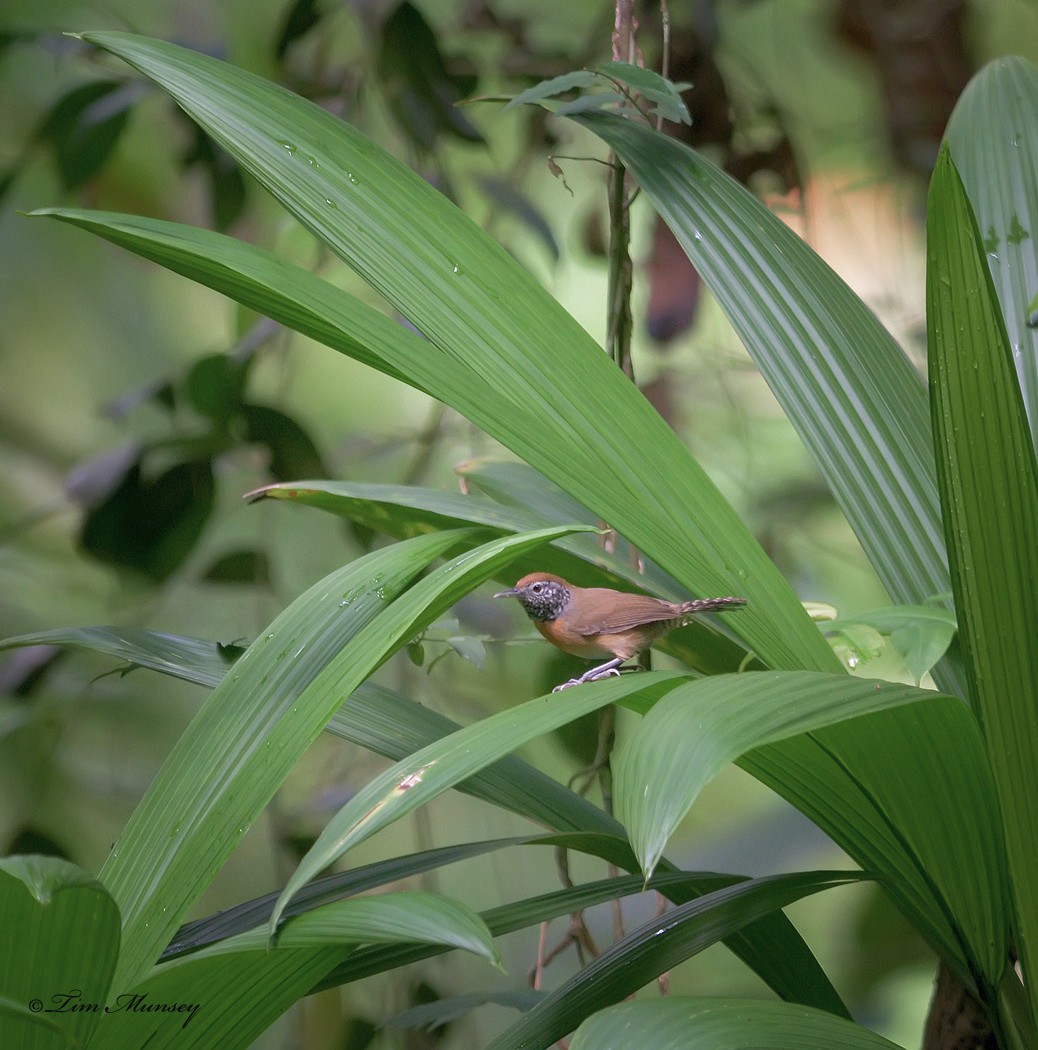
[945, 57, 1038, 446]
[927, 143, 1038, 1028]
[57, 30, 835, 676]
[616, 673, 936, 878]
[570, 997, 904, 1049]
[270, 671, 690, 933]
[570, 110, 964, 698]
[0, 856, 121, 1050]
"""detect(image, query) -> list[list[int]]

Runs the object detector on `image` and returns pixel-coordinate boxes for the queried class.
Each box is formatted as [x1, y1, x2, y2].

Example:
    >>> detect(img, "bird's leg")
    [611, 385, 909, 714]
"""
[552, 657, 626, 692]
[568, 704, 617, 802]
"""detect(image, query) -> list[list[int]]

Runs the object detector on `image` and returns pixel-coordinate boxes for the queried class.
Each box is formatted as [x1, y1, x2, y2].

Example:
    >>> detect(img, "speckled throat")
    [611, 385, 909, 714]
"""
[516, 579, 571, 622]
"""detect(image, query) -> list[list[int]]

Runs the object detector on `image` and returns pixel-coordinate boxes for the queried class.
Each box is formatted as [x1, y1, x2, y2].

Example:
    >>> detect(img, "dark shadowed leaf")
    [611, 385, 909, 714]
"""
[242, 404, 326, 479]
[79, 457, 215, 581]
[377, 1, 483, 149]
[275, 0, 323, 59]
[487, 871, 867, 1050]
[37, 79, 136, 188]
[202, 548, 271, 585]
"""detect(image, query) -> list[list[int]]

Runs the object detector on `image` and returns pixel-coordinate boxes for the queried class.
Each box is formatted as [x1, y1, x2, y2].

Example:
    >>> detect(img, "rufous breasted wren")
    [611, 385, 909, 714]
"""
[495, 572, 747, 690]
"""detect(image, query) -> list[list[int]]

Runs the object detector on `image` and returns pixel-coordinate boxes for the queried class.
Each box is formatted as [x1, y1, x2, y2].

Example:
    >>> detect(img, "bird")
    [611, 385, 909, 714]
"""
[495, 572, 747, 690]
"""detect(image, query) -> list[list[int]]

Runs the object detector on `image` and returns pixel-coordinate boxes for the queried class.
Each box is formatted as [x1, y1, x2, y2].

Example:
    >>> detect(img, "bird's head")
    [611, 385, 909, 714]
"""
[494, 573, 572, 622]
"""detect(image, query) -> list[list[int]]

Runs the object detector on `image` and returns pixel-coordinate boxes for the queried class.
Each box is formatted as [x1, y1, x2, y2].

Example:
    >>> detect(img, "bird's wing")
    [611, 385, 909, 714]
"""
[575, 593, 681, 636]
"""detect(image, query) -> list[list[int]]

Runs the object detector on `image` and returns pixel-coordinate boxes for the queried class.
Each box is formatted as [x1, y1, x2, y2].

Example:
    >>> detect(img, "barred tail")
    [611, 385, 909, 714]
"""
[680, 596, 747, 615]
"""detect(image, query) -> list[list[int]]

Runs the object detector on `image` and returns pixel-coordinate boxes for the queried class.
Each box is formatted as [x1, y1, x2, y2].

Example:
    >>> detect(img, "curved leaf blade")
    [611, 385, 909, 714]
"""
[570, 997, 904, 1050]
[0, 856, 121, 1050]
[190, 890, 498, 961]
[100, 529, 471, 990]
[102, 525, 581, 990]
[617, 673, 933, 878]
[946, 57, 1038, 444]
[487, 870, 867, 1050]
[0, 625, 238, 688]
[66, 30, 836, 674]
[743, 699, 1008, 989]
[270, 671, 690, 933]
[165, 837, 534, 959]
[927, 144, 1038, 1023]
[571, 109, 964, 698]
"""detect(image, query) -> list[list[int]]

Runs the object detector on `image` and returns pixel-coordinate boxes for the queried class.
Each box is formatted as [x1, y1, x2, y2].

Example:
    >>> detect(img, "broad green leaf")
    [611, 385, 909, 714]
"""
[0, 856, 120, 1050]
[5, 624, 837, 1013]
[100, 529, 466, 990]
[570, 998, 904, 1050]
[744, 698, 1008, 990]
[248, 477, 673, 590]
[270, 671, 689, 932]
[102, 525, 578, 991]
[249, 478, 751, 673]
[571, 110, 965, 699]
[326, 690, 847, 1016]
[102, 892, 491, 1050]
[180, 891, 496, 961]
[615, 669, 1008, 989]
[617, 673, 933, 878]
[0, 625, 240, 688]
[946, 57, 1038, 445]
[62, 31, 836, 674]
[555, 92, 627, 116]
[487, 870, 867, 1050]
[317, 867, 847, 1021]
[164, 837, 533, 958]
[927, 145, 1038, 1026]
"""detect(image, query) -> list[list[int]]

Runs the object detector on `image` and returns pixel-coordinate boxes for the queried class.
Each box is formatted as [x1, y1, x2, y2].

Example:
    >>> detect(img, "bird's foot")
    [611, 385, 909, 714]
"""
[552, 661, 627, 692]
[552, 679, 581, 693]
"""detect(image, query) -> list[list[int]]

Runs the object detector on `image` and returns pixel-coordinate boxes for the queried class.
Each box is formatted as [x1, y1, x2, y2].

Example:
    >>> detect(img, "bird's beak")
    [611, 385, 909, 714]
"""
[493, 587, 519, 599]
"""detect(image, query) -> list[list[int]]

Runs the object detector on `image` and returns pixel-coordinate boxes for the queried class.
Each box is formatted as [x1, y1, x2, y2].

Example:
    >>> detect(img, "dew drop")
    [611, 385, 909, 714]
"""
[324, 198, 338, 209]
[279, 141, 297, 155]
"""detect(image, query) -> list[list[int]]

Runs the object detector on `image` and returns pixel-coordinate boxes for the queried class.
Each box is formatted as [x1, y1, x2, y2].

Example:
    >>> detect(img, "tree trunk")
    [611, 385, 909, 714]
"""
[922, 961, 998, 1050]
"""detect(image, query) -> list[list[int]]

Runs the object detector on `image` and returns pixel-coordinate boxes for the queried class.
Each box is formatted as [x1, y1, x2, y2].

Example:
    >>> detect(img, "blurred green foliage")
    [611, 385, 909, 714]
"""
[1, 2, 1036, 1047]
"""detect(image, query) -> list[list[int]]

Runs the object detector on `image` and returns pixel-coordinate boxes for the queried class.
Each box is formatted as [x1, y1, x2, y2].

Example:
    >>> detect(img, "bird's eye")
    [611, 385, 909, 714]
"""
[531, 582, 544, 594]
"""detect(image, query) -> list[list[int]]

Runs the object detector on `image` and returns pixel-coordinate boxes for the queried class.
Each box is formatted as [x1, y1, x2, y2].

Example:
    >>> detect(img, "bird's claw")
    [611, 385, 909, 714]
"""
[593, 667, 622, 680]
[552, 666, 624, 692]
